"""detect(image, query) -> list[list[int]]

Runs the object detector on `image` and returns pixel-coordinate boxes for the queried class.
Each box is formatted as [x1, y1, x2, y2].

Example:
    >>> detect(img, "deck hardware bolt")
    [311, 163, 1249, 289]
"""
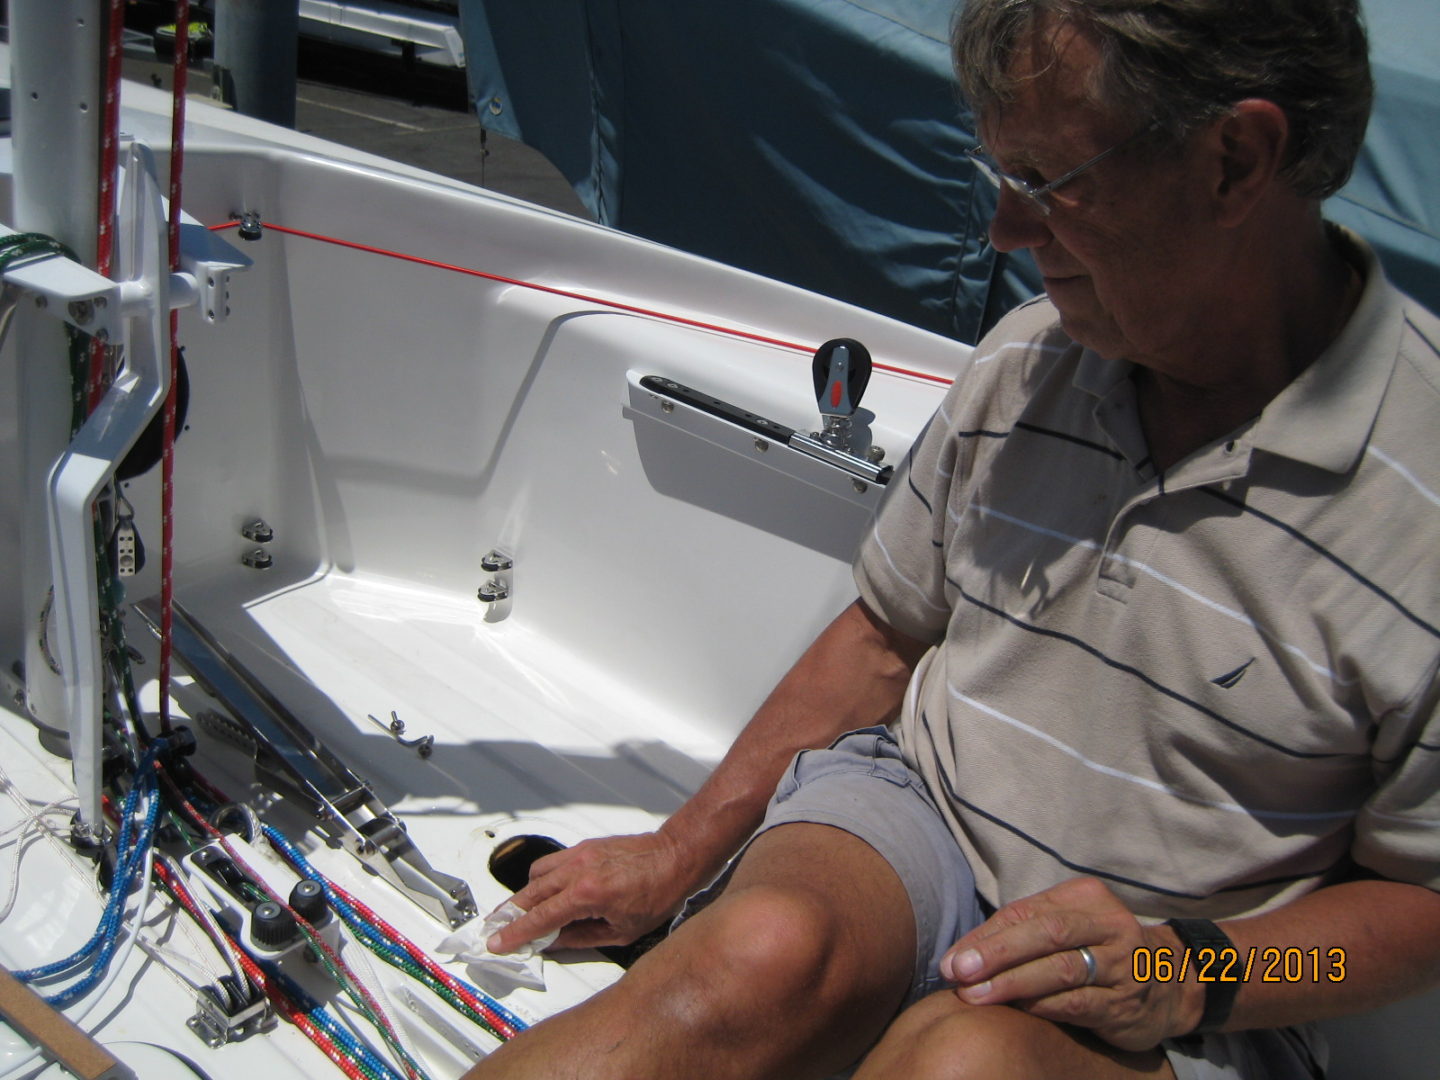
[479, 550, 514, 614]
[866, 445, 887, 464]
[68, 299, 94, 325]
[241, 518, 274, 543]
[241, 548, 273, 570]
[660, 400, 674, 413]
[368, 711, 436, 758]
[754, 438, 769, 452]
[477, 579, 509, 603]
[852, 479, 869, 494]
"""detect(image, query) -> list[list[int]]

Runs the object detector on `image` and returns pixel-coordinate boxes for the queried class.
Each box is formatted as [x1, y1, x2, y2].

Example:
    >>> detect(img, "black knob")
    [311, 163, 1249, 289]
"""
[238, 213, 264, 242]
[251, 901, 298, 949]
[289, 879, 328, 924]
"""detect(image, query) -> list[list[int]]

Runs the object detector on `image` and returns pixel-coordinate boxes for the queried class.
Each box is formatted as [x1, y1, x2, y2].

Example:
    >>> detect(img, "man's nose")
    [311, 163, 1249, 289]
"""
[987, 185, 1052, 253]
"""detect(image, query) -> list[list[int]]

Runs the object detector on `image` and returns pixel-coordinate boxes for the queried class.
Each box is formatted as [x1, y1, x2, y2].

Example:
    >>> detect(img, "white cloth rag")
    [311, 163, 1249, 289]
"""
[437, 900, 559, 996]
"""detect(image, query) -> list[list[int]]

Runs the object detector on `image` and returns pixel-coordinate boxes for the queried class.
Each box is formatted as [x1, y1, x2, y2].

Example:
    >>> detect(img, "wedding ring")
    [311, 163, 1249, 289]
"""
[1077, 944, 1098, 986]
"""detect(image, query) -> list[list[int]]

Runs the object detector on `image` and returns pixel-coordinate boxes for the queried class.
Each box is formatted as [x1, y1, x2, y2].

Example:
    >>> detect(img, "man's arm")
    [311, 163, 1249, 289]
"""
[487, 597, 931, 953]
[1172, 877, 1440, 1031]
[937, 874, 1440, 1051]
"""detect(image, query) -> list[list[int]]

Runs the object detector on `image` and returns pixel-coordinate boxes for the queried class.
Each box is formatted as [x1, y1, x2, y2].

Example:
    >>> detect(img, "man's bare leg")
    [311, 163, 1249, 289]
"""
[465, 821, 916, 1080]
[853, 992, 1175, 1079]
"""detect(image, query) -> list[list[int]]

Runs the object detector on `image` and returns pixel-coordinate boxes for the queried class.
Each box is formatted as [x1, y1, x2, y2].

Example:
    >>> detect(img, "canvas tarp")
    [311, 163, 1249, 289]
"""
[459, 0, 1438, 343]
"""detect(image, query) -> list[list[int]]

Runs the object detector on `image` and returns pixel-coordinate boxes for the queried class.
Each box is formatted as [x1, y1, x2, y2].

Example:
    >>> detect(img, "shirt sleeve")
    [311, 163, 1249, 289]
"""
[853, 386, 962, 645]
[1353, 661, 1440, 891]
[853, 296, 1065, 645]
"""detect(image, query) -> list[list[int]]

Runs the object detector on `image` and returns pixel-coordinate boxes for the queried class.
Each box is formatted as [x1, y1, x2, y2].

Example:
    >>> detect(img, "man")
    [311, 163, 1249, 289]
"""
[467, 1, 1440, 1076]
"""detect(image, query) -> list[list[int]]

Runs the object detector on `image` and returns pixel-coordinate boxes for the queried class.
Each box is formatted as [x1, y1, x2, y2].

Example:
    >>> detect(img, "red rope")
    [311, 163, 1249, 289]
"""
[210, 219, 956, 387]
[156, 766, 425, 1080]
[158, 1, 190, 732]
[154, 860, 372, 1080]
[321, 876, 520, 1040]
[87, 0, 126, 413]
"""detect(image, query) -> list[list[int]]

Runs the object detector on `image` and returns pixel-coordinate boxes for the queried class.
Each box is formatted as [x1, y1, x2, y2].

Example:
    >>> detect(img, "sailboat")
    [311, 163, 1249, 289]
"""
[0, 3, 1433, 1078]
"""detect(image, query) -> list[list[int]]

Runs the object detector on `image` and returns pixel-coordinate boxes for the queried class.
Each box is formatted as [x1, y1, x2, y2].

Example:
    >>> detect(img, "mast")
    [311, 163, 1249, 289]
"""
[9, 1, 106, 751]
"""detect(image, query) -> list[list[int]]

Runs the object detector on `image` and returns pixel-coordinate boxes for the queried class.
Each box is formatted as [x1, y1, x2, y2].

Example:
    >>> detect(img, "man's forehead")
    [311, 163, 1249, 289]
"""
[980, 18, 1113, 147]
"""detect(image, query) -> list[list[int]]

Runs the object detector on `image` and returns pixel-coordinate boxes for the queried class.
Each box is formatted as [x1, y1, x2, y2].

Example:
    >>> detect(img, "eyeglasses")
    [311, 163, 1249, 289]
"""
[966, 123, 1158, 217]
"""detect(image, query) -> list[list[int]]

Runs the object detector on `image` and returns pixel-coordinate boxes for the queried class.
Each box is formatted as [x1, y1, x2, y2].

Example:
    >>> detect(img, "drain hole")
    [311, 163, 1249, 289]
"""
[488, 834, 565, 893]
[485, 833, 667, 969]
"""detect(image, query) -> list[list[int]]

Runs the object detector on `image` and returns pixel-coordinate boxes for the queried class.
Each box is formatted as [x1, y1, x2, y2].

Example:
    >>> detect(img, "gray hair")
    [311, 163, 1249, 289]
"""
[951, 0, 1373, 198]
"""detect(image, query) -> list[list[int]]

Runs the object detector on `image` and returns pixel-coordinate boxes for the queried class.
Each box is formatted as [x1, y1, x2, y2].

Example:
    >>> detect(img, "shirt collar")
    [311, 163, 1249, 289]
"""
[1249, 228, 1403, 473]
[1072, 227, 1404, 475]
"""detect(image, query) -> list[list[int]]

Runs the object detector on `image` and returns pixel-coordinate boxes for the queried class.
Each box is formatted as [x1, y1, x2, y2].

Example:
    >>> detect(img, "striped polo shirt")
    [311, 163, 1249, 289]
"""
[855, 233, 1440, 919]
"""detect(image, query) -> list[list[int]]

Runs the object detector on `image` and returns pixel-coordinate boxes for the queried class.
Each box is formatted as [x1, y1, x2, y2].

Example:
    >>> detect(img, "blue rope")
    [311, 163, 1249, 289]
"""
[260, 825, 528, 1035]
[260, 959, 405, 1080]
[15, 740, 166, 1006]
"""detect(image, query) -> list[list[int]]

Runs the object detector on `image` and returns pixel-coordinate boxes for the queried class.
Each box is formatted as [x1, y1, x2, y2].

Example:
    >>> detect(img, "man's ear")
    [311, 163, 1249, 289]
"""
[1209, 98, 1289, 227]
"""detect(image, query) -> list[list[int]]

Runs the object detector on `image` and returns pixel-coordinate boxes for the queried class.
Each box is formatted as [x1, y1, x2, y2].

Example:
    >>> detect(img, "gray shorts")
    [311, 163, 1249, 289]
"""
[681, 726, 1327, 1080]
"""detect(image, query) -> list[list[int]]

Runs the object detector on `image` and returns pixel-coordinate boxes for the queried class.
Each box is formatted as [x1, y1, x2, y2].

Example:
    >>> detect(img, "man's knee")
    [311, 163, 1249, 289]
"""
[620, 880, 852, 1055]
[861, 992, 1171, 1080]
[861, 993, 1058, 1080]
[678, 882, 839, 995]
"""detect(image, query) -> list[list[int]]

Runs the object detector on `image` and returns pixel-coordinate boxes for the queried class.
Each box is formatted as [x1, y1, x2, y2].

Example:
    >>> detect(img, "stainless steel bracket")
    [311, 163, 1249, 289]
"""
[136, 599, 478, 928]
[477, 549, 513, 621]
[187, 987, 274, 1048]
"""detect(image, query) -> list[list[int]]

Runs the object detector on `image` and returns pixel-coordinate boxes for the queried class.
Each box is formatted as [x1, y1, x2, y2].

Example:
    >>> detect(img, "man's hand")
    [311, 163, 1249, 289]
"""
[486, 831, 697, 954]
[939, 877, 1199, 1052]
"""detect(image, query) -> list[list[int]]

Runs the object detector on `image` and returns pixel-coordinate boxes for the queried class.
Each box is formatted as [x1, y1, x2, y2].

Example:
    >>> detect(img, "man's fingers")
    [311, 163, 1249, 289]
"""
[523, 844, 577, 884]
[955, 942, 1108, 1006]
[945, 911, 1093, 984]
[492, 846, 580, 915]
[552, 918, 628, 951]
[488, 881, 587, 954]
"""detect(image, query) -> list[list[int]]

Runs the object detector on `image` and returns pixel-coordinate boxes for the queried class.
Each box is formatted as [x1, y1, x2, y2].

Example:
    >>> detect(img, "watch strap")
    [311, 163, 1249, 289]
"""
[1165, 917, 1240, 1034]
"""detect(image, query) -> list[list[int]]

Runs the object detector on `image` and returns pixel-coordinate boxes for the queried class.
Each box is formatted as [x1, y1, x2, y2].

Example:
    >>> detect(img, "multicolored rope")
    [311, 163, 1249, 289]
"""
[262, 825, 526, 1042]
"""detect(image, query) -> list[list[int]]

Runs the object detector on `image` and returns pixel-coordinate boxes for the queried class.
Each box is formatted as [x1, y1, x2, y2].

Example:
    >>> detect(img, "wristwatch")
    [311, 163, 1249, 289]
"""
[1165, 918, 1240, 1034]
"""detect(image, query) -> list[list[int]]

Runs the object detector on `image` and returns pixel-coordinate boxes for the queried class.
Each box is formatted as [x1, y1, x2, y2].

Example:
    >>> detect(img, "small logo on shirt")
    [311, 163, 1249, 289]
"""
[1212, 658, 1256, 689]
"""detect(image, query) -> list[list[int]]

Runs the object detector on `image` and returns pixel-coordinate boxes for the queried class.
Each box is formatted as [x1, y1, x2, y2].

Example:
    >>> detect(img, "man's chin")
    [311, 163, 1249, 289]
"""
[1052, 305, 1125, 359]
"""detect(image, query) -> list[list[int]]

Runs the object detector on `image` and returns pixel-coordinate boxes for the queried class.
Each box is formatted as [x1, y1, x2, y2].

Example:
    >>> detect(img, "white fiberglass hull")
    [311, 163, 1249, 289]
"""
[1, 64, 1432, 1080]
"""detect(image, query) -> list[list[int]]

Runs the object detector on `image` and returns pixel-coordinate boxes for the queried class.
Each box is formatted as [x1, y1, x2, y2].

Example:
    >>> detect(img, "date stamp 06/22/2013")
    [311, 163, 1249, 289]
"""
[1131, 946, 1348, 984]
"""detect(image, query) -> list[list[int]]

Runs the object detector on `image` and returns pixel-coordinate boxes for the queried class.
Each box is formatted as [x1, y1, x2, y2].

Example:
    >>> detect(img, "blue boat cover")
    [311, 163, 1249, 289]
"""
[459, 0, 1438, 343]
